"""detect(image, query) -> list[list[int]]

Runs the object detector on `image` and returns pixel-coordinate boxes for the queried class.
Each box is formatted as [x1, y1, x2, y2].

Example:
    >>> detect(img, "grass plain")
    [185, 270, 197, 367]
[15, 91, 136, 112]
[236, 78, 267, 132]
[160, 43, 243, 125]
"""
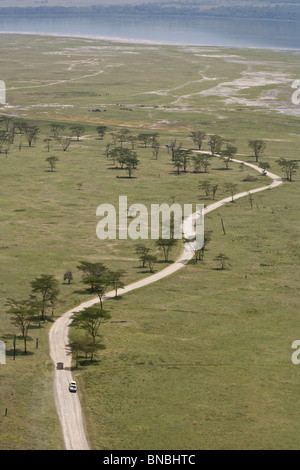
[0, 34, 299, 450]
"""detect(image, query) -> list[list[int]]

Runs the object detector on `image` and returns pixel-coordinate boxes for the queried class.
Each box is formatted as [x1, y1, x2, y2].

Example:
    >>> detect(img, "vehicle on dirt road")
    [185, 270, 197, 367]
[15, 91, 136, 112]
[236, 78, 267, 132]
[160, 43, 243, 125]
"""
[69, 381, 77, 393]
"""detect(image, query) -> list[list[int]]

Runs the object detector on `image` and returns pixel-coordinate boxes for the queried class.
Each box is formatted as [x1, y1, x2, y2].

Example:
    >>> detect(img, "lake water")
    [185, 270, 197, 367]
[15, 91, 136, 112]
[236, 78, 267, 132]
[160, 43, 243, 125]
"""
[0, 14, 300, 50]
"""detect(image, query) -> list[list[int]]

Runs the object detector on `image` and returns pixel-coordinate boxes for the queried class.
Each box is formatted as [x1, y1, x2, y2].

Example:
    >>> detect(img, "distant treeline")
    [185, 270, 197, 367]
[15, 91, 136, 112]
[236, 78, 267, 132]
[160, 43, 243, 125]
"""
[0, 4, 300, 21]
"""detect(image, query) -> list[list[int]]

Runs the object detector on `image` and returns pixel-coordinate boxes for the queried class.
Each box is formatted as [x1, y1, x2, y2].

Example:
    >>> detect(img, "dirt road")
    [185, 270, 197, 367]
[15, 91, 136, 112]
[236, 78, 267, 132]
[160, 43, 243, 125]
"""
[49, 158, 282, 450]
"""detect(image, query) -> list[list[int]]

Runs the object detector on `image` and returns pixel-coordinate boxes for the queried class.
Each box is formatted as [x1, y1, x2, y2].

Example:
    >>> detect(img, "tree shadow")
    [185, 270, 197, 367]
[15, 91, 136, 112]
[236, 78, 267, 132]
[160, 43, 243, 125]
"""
[156, 259, 174, 265]
[77, 358, 102, 367]
[115, 175, 137, 179]
[72, 289, 91, 296]
[111, 295, 124, 301]
[6, 349, 34, 357]
[213, 167, 233, 171]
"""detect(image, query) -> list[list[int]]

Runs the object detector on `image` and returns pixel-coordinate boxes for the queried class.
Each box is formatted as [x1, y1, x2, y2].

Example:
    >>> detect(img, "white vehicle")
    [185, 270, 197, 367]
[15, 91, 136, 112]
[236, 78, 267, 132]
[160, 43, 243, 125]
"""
[69, 381, 77, 393]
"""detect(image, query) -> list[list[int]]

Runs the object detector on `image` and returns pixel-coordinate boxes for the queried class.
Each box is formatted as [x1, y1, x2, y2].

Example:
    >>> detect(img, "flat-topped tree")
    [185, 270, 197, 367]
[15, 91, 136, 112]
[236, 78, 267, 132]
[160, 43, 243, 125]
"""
[220, 144, 237, 169]
[71, 306, 111, 345]
[70, 125, 85, 141]
[6, 298, 38, 354]
[190, 131, 206, 150]
[50, 123, 65, 139]
[46, 155, 59, 172]
[224, 182, 238, 202]
[208, 135, 224, 156]
[199, 180, 212, 197]
[19, 123, 40, 147]
[108, 269, 125, 297]
[137, 132, 158, 148]
[135, 244, 151, 268]
[276, 158, 298, 182]
[214, 253, 231, 270]
[30, 274, 60, 322]
[248, 139, 266, 162]
[155, 238, 178, 262]
[77, 261, 110, 310]
[124, 153, 139, 178]
[96, 125, 108, 140]
[117, 128, 130, 147]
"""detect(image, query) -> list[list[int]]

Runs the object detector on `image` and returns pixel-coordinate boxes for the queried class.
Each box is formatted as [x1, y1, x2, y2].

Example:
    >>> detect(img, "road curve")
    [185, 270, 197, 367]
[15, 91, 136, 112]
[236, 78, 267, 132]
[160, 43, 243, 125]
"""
[49, 158, 283, 450]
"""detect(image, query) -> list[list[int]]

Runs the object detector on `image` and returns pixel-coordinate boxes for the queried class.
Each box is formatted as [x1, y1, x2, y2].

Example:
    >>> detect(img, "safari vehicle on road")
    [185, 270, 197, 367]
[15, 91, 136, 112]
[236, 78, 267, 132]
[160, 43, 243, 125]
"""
[69, 381, 77, 393]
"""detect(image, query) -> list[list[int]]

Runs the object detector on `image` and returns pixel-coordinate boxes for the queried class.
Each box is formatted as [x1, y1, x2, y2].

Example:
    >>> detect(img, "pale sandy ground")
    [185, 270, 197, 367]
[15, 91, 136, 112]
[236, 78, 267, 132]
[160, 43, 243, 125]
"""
[49, 156, 283, 450]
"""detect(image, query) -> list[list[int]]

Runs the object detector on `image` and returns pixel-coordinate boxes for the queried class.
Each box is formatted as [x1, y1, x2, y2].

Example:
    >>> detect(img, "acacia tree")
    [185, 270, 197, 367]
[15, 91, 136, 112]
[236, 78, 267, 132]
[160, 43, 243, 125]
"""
[117, 128, 130, 147]
[77, 261, 110, 310]
[211, 184, 219, 200]
[71, 306, 111, 345]
[208, 135, 224, 155]
[193, 229, 212, 262]
[128, 135, 137, 150]
[155, 238, 177, 262]
[152, 141, 160, 160]
[0, 116, 13, 132]
[44, 138, 52, 152]
[222, 157, 231, 170]
[124, 153, 139, 178]
[192, 154, 210, 173]
[67, 336, 105, 365]
[46, 155, 59, 172]
[104, 143, 111, 158]
[96, 125, 108, 140]
[70, 307, 110, 363]
[174, 149, 192, 173]
[199, 181, 212, 197]
[0, 130, 13, 153]
[220, 144, 237, 169]
[6, 298, 37, 354]
[248, 139, 266, 162]
[168, 139, 180, 160]
[137, 133, 154, 147]
[108, 147, 139, 173]
[276, 158, 298, 182]
[190, 131, 206, 150]
[108, 147, 121, 167]
[20, 123, 40, 147]
[109, 269, 125, 297]
[70, 125, 85, 141]
[66, 336, 86, 367]
[214, 253, 231, 270]
[50, 123, 65, 138]
[143, 254, 157, 272]
[77, 261, 107, 279]
[224, 182, 238, 202]
[30, 274, 60, 323]
[173, 152, 184, 174]
[201, 155, 211, 173]
[135, 244, 151, 267]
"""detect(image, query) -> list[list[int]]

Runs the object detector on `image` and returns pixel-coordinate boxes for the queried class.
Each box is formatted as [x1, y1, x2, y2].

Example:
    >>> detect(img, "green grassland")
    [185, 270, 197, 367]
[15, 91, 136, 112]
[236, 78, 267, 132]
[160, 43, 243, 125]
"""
[0, 34, 299, 450]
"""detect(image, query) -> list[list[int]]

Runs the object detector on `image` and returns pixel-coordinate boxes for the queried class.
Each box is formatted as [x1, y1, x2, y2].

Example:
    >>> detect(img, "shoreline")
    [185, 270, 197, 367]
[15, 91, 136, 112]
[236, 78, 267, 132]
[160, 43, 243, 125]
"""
[1, 30, 300, 53]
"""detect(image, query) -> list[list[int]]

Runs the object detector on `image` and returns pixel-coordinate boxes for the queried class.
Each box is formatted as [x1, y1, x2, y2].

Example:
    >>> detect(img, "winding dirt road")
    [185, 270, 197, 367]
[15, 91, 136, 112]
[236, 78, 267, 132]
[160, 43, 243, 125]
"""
[49, 158, 283, 450]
